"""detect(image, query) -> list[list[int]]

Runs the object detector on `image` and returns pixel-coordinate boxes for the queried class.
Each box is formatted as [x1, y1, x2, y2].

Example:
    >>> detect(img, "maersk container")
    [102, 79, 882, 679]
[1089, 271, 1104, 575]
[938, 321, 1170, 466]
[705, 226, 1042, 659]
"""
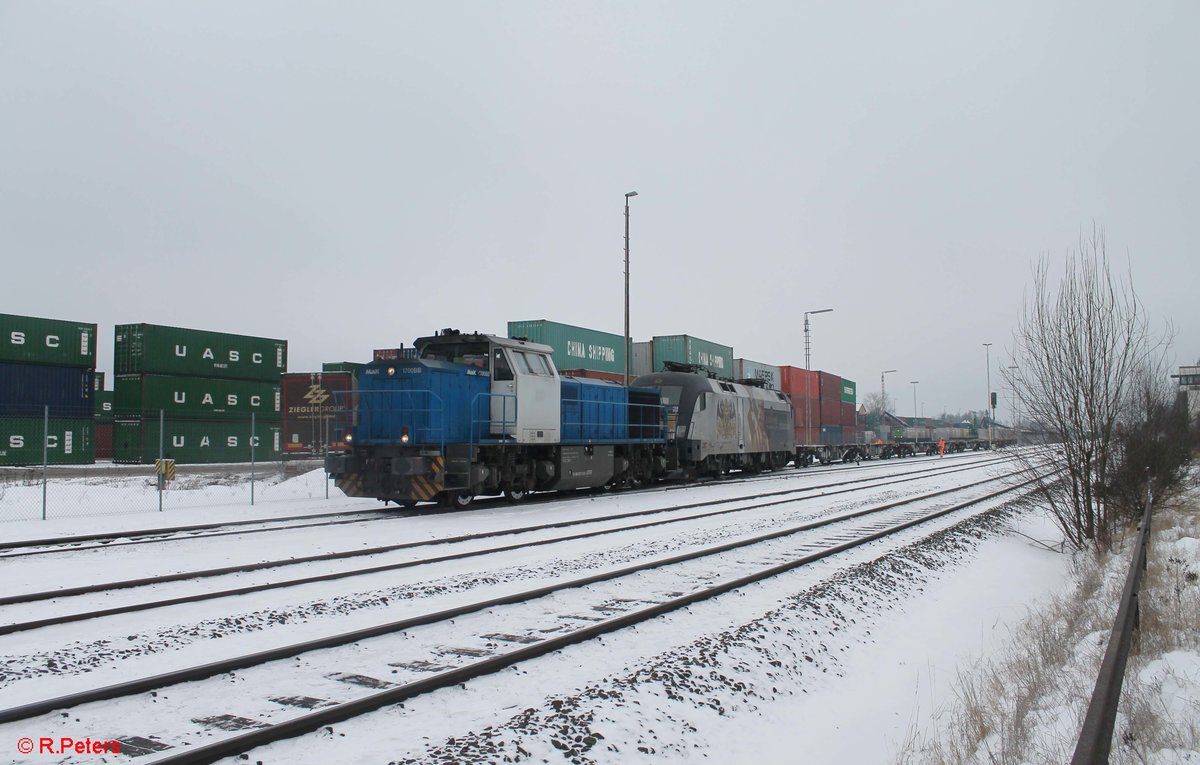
[112, 418, 282, 464]
[631, 341, 654, 378]
[0, 417, 94, 466]
[114, 324, 287, 381]
[840, 378, 857, 405]
[0, 313, 96, 368]
[114, 374, 281, 420]
[652, 335, 733, 376]
[508, 319, 625, 376]
[734, 359, 781, 390]
[0, 362, 94, 417]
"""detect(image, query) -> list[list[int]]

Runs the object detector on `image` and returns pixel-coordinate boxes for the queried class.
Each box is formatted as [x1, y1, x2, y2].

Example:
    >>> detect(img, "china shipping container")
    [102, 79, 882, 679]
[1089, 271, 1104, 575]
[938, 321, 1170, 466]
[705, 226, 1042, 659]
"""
[0, 313, 97, 368]
[652, 335, 733, 376]
[114, 324, 287, 381]
[559, 368, 626, 384]
[95, 390, 114, 421]
[507, 319, 626, 376]
[0, 362, 94, 417]
[112, 418, 283, 464]
[631, 341, 654, 378]
[281, 372, 356, 454]
[95, 421, 113, 459]
[840, 378, 857, 405]
[114, 374, 281, 420]
[0, 417, 94, 466]
[733, 359, 782, 390]
[817, 371, 842, 400]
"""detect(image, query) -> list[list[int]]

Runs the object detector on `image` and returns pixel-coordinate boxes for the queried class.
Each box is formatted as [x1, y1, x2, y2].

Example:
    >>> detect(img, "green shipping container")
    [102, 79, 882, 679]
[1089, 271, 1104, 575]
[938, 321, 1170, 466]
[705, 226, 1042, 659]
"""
[114, 374, 281, 420]
[0, 417, 94, 465]
[322, 361, 365, 376]
[0, 313, 97, 368]
[112, 418, 283, 464]
[841, 378, 857, 405]
[114, 324, 287, 381]
[95, 390, 115, 422]
[652, 334, 734, 376]
[507, 319, 626, 376]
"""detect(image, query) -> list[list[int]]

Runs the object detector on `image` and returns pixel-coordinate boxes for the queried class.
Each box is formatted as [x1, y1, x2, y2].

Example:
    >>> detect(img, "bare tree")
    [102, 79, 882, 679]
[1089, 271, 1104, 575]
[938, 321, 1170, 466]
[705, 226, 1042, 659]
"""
[1006, 227, 1167, 550]
[863, 391, 886, 432]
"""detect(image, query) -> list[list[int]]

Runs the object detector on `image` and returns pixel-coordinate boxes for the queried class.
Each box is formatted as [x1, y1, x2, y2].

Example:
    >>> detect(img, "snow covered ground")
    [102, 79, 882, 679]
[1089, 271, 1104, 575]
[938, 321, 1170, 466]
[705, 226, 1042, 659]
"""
[0, 454, 1193, 764]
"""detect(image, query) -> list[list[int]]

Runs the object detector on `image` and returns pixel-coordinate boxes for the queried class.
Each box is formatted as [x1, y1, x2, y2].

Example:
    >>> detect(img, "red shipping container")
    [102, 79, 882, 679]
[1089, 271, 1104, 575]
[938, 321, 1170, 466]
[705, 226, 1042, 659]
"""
[560, 368, 625, 384]
[817, 371, 842, 400]
[792, 395, 822, 430]
[282, 372, 356, 454]
[95, 421, 113, 459]
[793, 426, 820, 445]
[780, 367, 817, 399]
[841, 401, 857, 428]
[820, 397, 840, 426]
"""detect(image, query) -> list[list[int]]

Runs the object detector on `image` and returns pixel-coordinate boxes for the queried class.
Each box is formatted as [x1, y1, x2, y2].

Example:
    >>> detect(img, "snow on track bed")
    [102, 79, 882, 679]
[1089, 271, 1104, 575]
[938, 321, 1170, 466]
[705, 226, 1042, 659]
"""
[0, 460, 1019, 684]
[0, 467, 1037, 764]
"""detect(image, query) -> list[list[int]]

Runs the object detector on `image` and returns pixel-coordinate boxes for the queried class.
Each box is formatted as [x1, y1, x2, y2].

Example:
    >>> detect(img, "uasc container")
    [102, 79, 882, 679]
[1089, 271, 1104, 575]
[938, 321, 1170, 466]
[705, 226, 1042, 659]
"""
[114, 324, 287, 381]
[508, 319, 626, 376]
[652, 335, 733, 376]
[95, 390, 115, 422]
[0, 417, 94, 466]
[112, 418, 282, 464]
[114, 374, 281, 420]
[0, 313, 96, 368]
[0, 362, 94, 417]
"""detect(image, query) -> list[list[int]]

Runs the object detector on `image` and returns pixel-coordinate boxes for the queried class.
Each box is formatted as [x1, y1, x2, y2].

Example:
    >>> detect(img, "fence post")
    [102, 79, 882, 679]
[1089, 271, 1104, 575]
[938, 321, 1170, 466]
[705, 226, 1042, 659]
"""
[41, 405, 48, 521]
[324, 414, 329, 500]
[250, 412, 256, 506]
[158, 410, 164, 513]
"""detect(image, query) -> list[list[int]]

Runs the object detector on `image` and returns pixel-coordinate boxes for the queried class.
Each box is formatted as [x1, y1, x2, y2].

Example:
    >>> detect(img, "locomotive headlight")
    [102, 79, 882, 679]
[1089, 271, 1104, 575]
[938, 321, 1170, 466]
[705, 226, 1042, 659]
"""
[400, 426, 410, 444]
[387, 366, 396, 376]
[345, 433, 353, 443]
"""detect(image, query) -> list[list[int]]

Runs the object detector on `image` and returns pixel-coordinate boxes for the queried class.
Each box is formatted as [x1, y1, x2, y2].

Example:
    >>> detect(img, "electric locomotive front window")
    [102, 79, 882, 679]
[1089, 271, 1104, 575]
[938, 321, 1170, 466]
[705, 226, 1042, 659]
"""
[658, 385, 684, 408]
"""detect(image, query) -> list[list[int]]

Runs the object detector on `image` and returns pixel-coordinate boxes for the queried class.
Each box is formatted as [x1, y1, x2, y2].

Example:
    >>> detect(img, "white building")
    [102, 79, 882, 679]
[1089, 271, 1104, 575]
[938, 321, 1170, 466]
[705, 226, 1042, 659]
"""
[1174, 365, 1200, 420]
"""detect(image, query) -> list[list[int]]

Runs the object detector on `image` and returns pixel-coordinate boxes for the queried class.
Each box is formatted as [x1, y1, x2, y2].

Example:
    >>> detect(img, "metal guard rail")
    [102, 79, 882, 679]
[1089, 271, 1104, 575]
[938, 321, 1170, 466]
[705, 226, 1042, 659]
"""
[1071, 490, 1154, 764]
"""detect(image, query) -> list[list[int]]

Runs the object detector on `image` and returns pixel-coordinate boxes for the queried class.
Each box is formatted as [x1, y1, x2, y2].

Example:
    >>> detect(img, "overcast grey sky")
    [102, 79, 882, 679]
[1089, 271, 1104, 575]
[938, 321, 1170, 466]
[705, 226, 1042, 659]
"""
[2, 1, 1196, 418]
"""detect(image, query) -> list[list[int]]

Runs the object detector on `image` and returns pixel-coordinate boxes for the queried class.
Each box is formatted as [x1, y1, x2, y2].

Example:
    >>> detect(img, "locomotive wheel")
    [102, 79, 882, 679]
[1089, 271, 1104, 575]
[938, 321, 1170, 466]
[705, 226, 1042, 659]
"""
[441, 491, 474, 509]
[503, 487, 527, 504]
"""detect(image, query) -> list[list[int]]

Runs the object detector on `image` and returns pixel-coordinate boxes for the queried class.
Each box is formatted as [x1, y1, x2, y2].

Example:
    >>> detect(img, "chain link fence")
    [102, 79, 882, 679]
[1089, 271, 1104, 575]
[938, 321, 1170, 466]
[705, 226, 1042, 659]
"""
[0, 409, 341, 522]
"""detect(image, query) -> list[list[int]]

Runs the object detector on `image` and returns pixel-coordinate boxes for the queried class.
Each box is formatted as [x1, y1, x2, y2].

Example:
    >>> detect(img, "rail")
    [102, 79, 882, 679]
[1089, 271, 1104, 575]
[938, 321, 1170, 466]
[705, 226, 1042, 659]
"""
[1070, 490, 1154, 764]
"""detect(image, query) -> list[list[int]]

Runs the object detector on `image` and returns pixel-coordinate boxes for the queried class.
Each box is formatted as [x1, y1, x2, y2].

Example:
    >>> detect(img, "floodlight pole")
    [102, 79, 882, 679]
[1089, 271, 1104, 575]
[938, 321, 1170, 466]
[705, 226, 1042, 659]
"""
[623, 191, 638, 385]
[803, 308, 833, 441]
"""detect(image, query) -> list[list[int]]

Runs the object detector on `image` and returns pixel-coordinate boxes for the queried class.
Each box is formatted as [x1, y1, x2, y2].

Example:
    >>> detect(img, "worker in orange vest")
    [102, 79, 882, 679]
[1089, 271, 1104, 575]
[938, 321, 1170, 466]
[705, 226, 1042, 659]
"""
[938, 438, 946, 457]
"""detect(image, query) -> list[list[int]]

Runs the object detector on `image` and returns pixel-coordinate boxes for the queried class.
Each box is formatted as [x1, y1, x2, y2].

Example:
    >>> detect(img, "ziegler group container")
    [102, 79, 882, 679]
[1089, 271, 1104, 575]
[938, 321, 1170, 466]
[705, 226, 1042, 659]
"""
[0, 417, 94, 466]
[114, 324, 287, 381]
[0, 313, 97, 368]
[652, 335, 733, 376]
[0, 362, 94, 417]
[114, 374, 281, 420]
[112, 418, 283, 464]
[281, 372, 356, 454]
[733, 359, 782, 390]
[508, 319, 625, 377]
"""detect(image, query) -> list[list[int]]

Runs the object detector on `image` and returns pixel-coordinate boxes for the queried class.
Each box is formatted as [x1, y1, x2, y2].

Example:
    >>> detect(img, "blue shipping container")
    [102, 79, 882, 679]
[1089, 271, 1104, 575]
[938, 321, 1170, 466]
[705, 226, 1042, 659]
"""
[820, 425, 843, 445]
[0, 362, 94, 417]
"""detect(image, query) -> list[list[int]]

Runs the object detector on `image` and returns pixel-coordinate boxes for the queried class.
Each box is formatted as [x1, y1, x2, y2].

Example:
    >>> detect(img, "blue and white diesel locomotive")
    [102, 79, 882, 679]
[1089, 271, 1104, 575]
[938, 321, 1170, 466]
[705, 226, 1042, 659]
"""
[325, 329, 796, 507]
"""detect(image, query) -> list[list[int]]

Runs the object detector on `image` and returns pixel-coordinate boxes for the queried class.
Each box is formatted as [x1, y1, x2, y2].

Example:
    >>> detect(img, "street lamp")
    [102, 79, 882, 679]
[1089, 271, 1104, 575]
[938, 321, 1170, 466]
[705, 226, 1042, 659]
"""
[880, 369, 897, 435]
[982, 343, 993, 448]
[910, 380, 919, 442]
[623, 191, 638, 385]
[803, 308, 833, 440]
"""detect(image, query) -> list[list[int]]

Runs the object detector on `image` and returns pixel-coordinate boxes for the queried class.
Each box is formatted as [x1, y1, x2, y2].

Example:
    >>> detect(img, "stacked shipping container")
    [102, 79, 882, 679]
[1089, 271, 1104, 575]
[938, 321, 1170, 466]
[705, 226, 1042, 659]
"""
[112, 324, 287, 464]
[508, 320, 625, 378]
[282, 371, 356, 455]
[0, 313, 96, 465]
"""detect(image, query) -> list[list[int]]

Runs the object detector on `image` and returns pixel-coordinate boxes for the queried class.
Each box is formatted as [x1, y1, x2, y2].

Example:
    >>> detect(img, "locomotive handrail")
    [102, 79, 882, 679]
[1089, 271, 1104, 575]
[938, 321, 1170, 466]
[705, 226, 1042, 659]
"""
[469, 392, 517, 449]
[559, 396, 667, 443]
[1070, 489, 1154, 764]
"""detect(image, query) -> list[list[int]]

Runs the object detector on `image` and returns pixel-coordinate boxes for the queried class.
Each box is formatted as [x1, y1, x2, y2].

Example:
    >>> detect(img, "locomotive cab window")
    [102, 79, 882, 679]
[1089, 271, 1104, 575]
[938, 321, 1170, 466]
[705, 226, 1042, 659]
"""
[492, 348, 514, 381]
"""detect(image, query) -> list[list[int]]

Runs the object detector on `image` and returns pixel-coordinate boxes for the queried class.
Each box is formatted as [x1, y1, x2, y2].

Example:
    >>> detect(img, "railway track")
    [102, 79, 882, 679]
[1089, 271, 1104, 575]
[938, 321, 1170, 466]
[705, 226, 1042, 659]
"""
[0, 461, 1050, 764]
[0, 455, 1017, 636]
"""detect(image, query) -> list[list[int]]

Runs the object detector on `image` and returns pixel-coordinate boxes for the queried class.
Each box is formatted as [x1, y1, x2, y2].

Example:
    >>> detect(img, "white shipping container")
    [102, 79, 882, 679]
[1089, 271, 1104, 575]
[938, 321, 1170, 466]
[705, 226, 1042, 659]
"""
[733, 358, 782, 390]
[632, 341, 654, 377]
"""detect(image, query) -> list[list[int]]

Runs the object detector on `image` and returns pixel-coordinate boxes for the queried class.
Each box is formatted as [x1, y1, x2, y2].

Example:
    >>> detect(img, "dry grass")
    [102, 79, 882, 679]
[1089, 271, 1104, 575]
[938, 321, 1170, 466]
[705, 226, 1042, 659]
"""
[894, 490, 1200, 765]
